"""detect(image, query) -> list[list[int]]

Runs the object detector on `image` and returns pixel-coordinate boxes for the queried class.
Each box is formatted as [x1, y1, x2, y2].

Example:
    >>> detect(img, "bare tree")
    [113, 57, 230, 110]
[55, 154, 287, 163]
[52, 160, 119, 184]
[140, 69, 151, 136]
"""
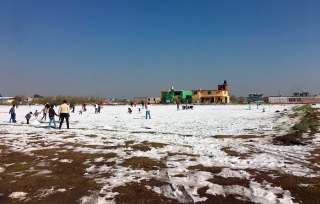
[20, 93, 26, 102]
[230, 94, 236, 103]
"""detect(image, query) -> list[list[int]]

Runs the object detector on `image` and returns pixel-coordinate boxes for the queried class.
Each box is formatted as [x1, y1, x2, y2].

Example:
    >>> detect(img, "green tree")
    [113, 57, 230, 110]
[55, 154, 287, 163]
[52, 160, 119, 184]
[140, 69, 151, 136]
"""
[14, 95, 21, 102]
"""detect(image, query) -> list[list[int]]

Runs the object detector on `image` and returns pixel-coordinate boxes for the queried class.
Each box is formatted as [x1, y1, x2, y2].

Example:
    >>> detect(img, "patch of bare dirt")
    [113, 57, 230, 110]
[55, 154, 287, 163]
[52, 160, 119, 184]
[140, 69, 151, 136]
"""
[120, 156, 166, 171]
[247, 169, 320, 204]
[272, 131, 306, 146]
[0, 147, 114, 204]
[188, 165, 223, 174]
[111, 179, 179, 204]
[197, 186, 255, 204]
[273, 106, 320, 146]
[220, 147, 256, 159]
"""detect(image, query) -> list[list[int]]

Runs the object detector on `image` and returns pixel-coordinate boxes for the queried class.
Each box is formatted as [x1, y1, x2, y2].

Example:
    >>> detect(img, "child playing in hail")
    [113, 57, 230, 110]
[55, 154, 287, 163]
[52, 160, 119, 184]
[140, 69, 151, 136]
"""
[48, 104, 58, 129]
[25, 111, 33, 124]
[33, 110, 39, 120]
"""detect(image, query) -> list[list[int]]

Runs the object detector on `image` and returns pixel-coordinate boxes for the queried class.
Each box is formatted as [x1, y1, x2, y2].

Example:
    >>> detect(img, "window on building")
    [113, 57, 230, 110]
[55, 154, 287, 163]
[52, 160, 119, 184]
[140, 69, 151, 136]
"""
[208, 91, 211, 94]
[194, 91, 197, 95]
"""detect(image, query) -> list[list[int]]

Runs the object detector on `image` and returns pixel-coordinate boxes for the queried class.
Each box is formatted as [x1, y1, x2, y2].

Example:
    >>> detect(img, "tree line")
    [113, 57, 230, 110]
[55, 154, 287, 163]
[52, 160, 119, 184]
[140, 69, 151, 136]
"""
[13, 94, 102, 105]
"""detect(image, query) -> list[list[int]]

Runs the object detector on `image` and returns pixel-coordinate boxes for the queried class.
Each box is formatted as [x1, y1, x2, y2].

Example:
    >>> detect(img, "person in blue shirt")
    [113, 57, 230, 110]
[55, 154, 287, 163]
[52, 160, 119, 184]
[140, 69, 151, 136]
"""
[9, 104, 17, 123]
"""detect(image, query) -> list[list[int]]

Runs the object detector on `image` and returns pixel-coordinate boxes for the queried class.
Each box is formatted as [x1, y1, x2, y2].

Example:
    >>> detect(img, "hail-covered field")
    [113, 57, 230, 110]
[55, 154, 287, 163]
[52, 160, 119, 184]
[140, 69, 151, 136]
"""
[1, 104, 319, 204]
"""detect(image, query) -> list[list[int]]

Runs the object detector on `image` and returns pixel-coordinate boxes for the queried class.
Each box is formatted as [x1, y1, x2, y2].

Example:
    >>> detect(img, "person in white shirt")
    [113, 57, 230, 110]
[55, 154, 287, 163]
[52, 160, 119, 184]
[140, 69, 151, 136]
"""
[146, 102, 151, 119]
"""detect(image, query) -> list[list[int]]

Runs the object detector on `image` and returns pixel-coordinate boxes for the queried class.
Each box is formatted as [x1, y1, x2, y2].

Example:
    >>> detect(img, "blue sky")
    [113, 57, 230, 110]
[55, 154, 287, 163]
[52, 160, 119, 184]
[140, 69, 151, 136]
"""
[1, 0, 319, 99]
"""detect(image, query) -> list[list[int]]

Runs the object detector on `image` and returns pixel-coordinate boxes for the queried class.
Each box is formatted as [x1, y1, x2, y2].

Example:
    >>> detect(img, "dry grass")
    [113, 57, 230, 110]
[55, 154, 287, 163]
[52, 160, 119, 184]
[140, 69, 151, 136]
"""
[220, 147, 255, 159]
[127, 141, 169, 152]
[233, 135, 263, 139]
[141, 141, 168, 148]
[273, 106, 320, 145]
[120, 156, 166, 171]
[197, 186, 255, 204]
[110, 179, 179, 204]
[307, 148, 320, 165]
[247, 169, 320, 204]
[188, 165, 223, 174]
[211, 135, 263, 139]
[0, 148, 107, 204]
[1, 141, 320, 203]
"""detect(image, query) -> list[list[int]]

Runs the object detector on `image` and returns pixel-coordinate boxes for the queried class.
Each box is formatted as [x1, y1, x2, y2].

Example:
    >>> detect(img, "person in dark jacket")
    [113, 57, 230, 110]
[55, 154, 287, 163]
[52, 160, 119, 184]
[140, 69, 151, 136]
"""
[48, 104, 58, 129]
[9, 104, 17, 123]
[25, 111, 33, 124]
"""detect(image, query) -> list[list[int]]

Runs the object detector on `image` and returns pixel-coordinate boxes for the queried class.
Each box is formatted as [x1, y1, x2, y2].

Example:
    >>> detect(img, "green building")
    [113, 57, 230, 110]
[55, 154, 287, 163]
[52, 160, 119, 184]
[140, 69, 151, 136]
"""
[161, 86, 192, 103]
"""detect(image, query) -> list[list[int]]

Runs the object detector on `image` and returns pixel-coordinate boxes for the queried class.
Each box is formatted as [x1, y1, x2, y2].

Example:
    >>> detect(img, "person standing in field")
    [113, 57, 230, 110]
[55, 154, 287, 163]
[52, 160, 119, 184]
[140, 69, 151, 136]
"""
[40, 105, 48, 121]
[94, 103, 99, 114]
[72, 103, 75, 113]
[58, 100, 70, 129]
[33, 110, 39, 120]
[69, 103, 74, 112]
[146, 102, 151, 119]
[48, 104, 58, 129]
[177, 102, 180, 111]
[97, 103, 101, 113]
[99, 101, 103, 112]
[9, 104, 17, 123]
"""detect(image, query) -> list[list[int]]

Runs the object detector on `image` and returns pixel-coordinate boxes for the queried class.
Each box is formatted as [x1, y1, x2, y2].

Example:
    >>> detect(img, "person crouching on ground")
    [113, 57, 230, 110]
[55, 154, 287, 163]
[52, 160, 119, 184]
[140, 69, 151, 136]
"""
[128, 108, 132, 114]
[58, 100, 70, 129]
[25, 111, 33, 124]
[48, 104, 58, 129]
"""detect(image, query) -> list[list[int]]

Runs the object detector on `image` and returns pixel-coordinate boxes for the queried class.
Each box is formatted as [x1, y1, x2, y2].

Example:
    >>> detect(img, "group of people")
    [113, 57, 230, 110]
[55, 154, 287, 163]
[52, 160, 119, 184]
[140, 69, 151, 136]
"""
[127, 102, 151, 119]
[177, 103, 193, 110]
[80, 103, 87, 114]
[9, 100, 71, 129]
[9, 100, 152, 131]
[94, 102, 103, 114]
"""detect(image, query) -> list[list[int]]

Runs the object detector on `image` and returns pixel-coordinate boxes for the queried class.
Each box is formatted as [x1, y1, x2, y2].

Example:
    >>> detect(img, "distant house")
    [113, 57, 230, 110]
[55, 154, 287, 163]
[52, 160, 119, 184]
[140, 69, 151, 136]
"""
[161, 86, 192, 103]
[133, 97, 160, 104]
[0, 96, 15, 104]
[269, 90, 320, 104]
[109, 99, 130, 105]
[191, 81, 230, 104]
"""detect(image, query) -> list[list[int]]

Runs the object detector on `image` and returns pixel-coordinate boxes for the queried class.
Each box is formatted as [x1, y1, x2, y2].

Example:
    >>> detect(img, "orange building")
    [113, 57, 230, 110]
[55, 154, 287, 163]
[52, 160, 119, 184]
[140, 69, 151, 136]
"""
[191, 80, 230, 104]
